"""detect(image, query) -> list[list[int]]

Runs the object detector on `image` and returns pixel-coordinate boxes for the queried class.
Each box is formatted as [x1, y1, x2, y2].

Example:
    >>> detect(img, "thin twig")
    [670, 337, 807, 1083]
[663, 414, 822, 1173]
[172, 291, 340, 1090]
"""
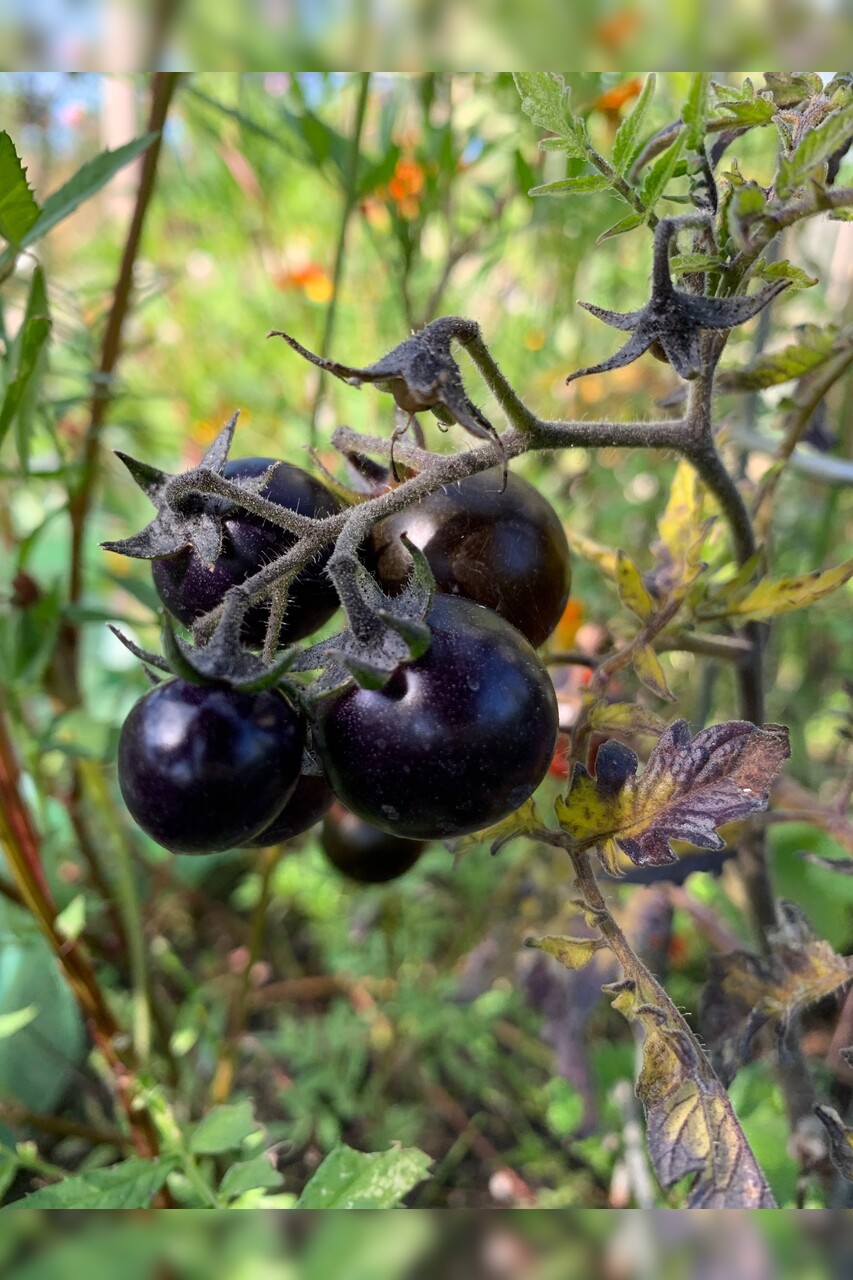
[65, 72, 181, 704]
[308, 73, 371, 444]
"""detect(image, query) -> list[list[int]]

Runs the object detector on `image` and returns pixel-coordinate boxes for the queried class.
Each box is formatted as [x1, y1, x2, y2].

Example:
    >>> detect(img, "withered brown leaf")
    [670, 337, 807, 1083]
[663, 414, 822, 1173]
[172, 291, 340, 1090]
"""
[611, 976, 776, 1206]
[555, 719, 790, 869]
[701, 901, 853, 1087]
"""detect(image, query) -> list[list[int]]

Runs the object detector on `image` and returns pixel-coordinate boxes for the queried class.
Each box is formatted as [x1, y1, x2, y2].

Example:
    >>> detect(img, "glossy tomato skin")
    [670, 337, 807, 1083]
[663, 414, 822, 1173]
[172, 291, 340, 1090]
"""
[365, 468, 571, 648]
[118, 679, 305, 854]
[321, 803, 425, 884]
[314, 595, 559, 840]
[244, 772, 334, 847]
[152, 458, 340, 647]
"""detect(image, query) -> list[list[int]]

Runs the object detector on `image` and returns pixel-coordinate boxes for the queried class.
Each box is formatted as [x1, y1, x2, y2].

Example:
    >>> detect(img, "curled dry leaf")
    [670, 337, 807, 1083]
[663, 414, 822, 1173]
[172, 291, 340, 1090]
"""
[701, 901, 853, 1087]
[608, 976, 777, 1207]
[555, 718, 790, 869]
[536, 921, 778, 1207]
[524, 934, 608, 970]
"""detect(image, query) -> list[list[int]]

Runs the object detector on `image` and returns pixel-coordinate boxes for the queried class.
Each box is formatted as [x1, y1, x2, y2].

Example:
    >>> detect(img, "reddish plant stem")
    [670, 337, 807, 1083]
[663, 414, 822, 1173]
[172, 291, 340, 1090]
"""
[0, 704, 160, 1159]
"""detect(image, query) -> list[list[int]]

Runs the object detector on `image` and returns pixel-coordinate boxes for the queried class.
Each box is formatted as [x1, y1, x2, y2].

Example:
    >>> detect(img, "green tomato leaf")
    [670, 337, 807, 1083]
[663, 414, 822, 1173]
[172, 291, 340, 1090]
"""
[514, 74, 579, 144]
[0, 905, 85, 1112]
[596, 211, 644, 242]
[17, 133, 158, 251]
[640, 130, 685, 211]
[189, 1100, 262, 1154]
[0, 266, 51, 461]
[219, 1153, 284, 1200]
[757, 258, 818, 290]
[296, 1143, 432, 1209]
[682, 73, 711, 152]
[529, 173, 613, 197]
[612, 74, 656, 177]
[2, 1158, 176, 1211]
[776, 103, 853, 197]
[0, 132, 41, 245]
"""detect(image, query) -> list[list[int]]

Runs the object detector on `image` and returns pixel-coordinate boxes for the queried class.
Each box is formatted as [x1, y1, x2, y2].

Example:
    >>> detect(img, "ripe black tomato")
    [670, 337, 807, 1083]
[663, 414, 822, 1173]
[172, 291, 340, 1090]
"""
[152, 458, 340, 647]
[321, 802, 425, 884]
[313, 594, 559, 840]
[364, 467, 571, 648]
[244, 771, 334, 847]
[117, 679, 305, 854]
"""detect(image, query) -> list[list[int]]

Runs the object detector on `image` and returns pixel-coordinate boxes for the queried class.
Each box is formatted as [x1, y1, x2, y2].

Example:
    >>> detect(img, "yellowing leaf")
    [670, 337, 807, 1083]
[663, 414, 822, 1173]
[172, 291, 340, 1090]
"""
[701, 902, 853, 1087]
[632, 644, 676, 702]
[616, 550, 655, 620]
[564, 528, 618, 580]
[588, 701, 667, 738]
[608, 976, 776, 1207]
[659, 459, 702, 542]
[450, 796, 542, 857]
[524, 934, 607, 969]
[555, 719, 790, 868]
[701, 559, 853, 621]
[650, 459, 713, 600]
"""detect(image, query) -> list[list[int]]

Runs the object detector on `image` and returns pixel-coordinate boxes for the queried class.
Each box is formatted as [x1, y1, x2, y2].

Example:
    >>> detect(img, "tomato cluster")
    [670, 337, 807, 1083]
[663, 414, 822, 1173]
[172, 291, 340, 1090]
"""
[115, 449, 568, 882]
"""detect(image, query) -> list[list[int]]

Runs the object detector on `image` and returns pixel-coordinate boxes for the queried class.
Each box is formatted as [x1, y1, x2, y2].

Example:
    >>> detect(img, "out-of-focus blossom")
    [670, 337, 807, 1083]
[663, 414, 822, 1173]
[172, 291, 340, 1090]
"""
[273, 261, 334, 303]
[264, 72, 290, 95]
[56, 99, 88, 129]
[593, 77, 644, 123]
[594, 9, 642, 52]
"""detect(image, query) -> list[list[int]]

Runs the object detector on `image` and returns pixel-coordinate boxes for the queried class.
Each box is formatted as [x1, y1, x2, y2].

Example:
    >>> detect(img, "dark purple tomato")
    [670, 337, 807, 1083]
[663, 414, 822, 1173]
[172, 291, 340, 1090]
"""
[152, 458, 340, 648]
[118, 679, 305, 854]
[364, 468, 571, 648]
[314, 594, 559, 840]
[244, 772, 334, 847]
[321, 803, 426, 884]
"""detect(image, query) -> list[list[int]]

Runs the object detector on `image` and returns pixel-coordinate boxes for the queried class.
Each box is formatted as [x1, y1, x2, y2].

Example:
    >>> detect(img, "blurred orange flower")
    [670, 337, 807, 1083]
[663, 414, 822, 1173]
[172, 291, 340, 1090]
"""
[553, 597, 584, 650]
[593, 77, 644, 122]
[369, 154, 427, 222]
[273, 261, 334, 303]
[594, 9, 641, 52]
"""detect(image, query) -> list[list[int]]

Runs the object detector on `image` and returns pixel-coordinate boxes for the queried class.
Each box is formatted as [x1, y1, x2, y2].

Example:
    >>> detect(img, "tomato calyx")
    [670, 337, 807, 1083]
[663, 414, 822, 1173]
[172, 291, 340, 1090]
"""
[108, 597, 301, 694]
[103, 414, 267, 565]
[269, 316, 501, 452]
[290, 532, 437, 701]
[566, 215, 792, 386]
[102, 411, 295, 566]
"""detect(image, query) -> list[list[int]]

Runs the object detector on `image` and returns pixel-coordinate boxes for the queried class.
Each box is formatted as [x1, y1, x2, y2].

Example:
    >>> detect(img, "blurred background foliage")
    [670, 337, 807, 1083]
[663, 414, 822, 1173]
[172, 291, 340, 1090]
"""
[3, 0, 852, 77]
[0, 71, 851, 1210]
[3, 1204, 853, 1278]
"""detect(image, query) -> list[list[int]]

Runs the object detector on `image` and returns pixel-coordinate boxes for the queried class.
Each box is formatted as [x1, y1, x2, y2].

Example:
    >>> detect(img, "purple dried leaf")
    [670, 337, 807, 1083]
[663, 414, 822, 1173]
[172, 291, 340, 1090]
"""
[556, 718, 790, 869]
